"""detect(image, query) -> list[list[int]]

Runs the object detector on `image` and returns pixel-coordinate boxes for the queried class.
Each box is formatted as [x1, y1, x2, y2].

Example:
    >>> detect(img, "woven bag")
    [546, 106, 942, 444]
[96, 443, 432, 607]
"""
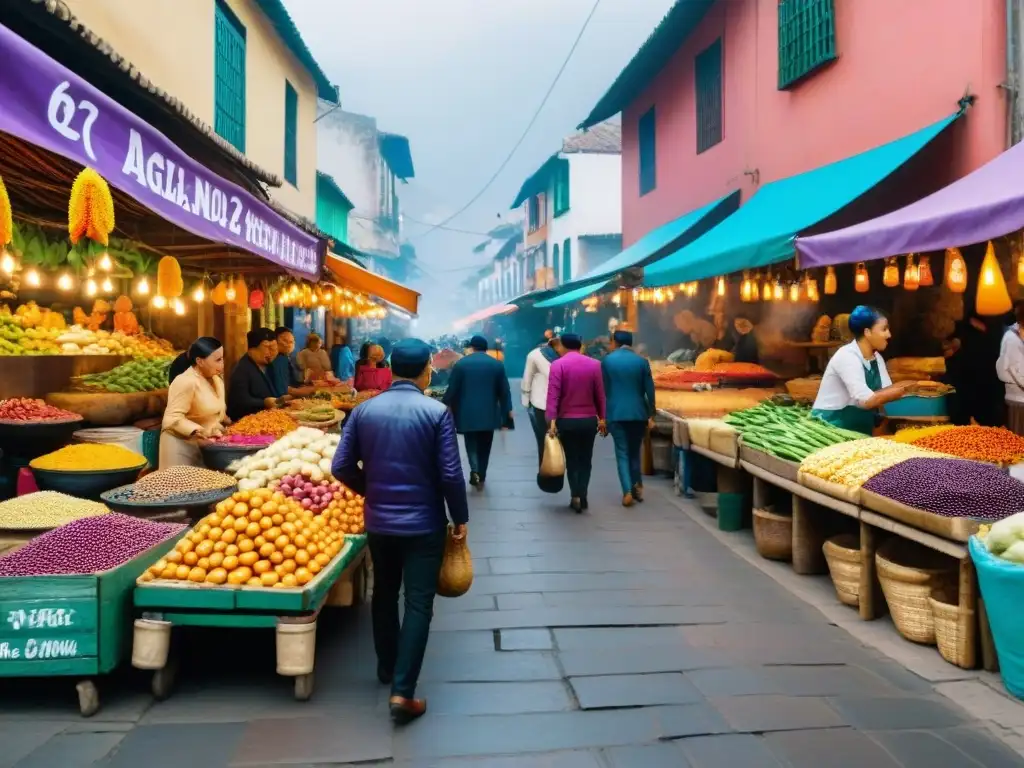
[437, 526, 473, 598]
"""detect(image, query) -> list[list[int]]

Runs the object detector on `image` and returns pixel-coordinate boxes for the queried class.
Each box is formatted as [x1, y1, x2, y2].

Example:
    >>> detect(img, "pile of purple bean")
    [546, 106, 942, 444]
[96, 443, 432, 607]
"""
[0, 513, 185, 577]
[863, 458, 1024, 520]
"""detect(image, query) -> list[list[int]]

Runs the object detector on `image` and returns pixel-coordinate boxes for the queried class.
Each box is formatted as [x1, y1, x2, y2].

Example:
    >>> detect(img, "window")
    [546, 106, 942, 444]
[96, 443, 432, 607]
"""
[214, 0, 246, 152]
[528, 193, 548, 232]
[553, 159, 570, 217]
[695, 39, 723, 153]
[638, 107, 656, 196]
[284, 81, 298, 185]
[553, 244, 561, 284]
[562, 238, 572, 283]
[778, 0, 837, 89]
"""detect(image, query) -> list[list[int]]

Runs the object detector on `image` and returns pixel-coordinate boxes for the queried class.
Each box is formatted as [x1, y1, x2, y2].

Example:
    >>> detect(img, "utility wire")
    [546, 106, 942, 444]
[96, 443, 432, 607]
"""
[410, 0, 602, 241]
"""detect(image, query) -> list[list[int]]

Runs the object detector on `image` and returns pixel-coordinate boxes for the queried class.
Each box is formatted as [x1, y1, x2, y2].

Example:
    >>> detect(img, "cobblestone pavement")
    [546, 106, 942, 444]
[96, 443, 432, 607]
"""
[4, 407, 1024, 766]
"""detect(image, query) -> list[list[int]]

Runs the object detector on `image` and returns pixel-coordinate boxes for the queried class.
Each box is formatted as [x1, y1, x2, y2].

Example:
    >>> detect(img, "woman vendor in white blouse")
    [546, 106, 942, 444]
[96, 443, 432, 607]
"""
[811, 306, 914, 435]
[160, 337, 230, 468]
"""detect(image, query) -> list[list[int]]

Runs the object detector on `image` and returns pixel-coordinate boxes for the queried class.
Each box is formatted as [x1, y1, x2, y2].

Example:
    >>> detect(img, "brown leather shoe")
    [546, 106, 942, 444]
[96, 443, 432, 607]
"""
[632, 484, 644, 502]
[622, 493, 634, 507]
[389, 695, 427, 724]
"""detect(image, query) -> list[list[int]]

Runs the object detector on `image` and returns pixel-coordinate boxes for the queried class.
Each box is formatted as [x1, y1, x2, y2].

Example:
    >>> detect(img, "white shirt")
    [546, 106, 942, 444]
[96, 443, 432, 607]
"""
[997, 325, 1024, 404]
[521, 346, 553, 410]
[812, 340, 892, 411]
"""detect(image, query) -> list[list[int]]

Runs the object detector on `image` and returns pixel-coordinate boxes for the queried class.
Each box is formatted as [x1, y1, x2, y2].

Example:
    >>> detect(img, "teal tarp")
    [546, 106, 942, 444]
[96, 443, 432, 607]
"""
[534, 279, 611, 308]
[644, 112, 959, 287]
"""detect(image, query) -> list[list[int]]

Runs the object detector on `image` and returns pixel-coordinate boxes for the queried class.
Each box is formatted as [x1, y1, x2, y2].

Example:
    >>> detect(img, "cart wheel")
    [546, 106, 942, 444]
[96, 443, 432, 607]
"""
[151, 657, 178, 701]
[76, 680, 100, 717]
[294, 672, 315, 701]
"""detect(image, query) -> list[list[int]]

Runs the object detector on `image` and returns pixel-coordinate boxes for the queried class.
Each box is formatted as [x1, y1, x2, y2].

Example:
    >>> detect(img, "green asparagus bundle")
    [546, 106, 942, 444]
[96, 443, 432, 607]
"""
[724, 401, 863, 463]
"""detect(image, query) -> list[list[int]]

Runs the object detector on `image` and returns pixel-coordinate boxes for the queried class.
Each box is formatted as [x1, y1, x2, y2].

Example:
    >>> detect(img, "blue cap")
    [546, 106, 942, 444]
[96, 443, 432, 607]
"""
[613, 330, 633, 347]
[470, 335, 488, 351]
[391, 338, 432, 378]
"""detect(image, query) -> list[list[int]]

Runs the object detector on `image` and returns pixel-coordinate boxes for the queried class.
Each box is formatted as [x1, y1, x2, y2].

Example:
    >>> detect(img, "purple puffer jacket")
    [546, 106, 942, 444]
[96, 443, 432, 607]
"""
[332, 381, 468, 536]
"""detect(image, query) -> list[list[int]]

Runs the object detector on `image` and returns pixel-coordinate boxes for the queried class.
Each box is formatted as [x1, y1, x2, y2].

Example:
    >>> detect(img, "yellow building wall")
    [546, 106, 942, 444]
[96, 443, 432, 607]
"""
[63, 0, 319, 218]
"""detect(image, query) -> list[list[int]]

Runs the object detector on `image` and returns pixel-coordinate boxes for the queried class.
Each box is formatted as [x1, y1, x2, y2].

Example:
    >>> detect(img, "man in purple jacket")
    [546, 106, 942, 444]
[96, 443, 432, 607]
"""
[333, 338, 469, 724]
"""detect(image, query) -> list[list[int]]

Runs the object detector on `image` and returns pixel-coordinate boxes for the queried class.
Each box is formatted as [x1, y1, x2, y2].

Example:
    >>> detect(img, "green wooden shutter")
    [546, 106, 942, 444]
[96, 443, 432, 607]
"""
[553, 159, 570, 217]
[284, 81, 298, 185]
[214, 0, 246, 153]
[563, 238, 572, 282]
[553, 244, 561, 284]
[638, 107, 656, 195]
[778, 0, 837, 90]
[695, 38, 722, 154]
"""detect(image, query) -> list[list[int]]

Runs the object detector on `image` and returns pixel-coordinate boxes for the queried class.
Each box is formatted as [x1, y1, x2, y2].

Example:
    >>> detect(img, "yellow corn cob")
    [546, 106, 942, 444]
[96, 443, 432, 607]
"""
[68, 168, 115, 245]
[0, 173, 12, 247]
[800, 438, 944, 487]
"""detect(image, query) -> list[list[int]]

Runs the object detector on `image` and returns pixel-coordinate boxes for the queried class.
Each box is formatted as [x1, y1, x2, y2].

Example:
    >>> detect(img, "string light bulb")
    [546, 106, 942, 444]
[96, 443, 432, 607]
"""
[918, 255, 934, 287]
[716, 276, 726, 296]
[98, 252, 113, 272]
[0, 250, 15, 275]
[789, 283, 800, 302]
[945, 247, 968, 293]
[152, 295, 167, 309]
[225, 278, 237, 302]
[773, 281, 783, 301]
[136, 276, 150, 296]
[85, 278, 98, 297]
[192, 283, 206, 303]
[883, 258, 900, 288]
[25, 269, 41, 288]
[57, 272, 73, 292]
[172, 298, 186, 316]
[101, 277, 114, 293]
[854, 262, 870, 293]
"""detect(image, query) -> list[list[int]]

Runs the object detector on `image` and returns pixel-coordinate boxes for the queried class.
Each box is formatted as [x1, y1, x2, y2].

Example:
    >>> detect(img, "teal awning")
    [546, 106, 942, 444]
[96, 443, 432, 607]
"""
[644, 112, 959, 287]
[534, 280, 611, 309]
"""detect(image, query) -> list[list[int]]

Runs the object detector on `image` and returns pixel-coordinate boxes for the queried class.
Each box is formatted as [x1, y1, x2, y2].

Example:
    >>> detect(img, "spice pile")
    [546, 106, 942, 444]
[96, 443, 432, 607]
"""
[655, 388, 782, 419]
[106, 466, 236, 504]
[0, 514, 185, 576]
[0, 398, 80, 422]
[724, 402, 861, 462]
[653, 369, 720, 390]
[0, 492, 109, 530]
[711, 362, 778, 382]
[226, 410, 298, 439]
[864, 458, 1024, 520]
[30, 443, 147, 472]
[910, 426, 1024, 466]
[208, 434, 275, 447]
[800, 438, 943, 487]
[887, 425, 956, 444]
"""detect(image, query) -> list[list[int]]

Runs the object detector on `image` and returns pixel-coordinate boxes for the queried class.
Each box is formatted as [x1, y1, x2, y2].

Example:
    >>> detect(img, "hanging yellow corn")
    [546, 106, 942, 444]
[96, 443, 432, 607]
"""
[68, 168, 115, 246]
[156, 256, 184, 297]
[0, 173, 12, 247]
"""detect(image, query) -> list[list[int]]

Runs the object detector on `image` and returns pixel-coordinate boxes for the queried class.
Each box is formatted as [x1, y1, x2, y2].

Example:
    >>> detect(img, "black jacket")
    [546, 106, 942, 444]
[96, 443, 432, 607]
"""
[227, 355, 276, 421]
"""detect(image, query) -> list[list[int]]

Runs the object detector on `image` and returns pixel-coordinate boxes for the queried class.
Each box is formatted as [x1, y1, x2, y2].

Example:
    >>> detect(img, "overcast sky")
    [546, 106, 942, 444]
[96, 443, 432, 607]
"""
[285, 0, 675, 331]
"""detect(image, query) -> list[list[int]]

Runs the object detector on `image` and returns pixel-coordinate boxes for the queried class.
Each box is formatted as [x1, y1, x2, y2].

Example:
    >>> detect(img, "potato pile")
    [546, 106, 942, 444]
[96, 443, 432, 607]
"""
[141, 486, 351, 589]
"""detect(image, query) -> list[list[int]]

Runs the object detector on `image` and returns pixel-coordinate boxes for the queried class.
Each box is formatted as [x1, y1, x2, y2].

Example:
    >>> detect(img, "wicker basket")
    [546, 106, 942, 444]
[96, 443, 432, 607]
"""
[876, 539, 957, 645]
[753, 507, 792, 561]
[929, 597, 976, 669]
[823, 534, 861, 607]
[786, 377, 822, 401]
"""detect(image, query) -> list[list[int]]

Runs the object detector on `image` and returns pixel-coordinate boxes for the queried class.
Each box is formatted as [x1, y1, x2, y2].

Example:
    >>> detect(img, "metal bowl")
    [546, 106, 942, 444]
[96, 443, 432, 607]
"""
[200, 443, 262, 473]
[0, 418, 83, 462]
[31, 462, 148, 501]
[101, 484, 236, 521]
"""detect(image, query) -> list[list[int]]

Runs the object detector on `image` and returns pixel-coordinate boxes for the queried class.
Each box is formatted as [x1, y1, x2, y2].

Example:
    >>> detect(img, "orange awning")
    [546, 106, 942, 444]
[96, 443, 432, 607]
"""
[325, 254, 420, 315]
[452, 301, 517, 331]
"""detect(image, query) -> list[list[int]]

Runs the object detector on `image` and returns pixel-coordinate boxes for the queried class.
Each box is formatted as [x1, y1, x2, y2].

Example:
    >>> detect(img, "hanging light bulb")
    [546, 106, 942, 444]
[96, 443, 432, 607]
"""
[762, 279, 772, 301]
[0, 250, 15, 275]
[101, 277, 114, 293]
[192, 283, 206, 303]
[977, 241, 1013, 316]
[716, 276, 726, 296]
[918, 255, 934, 287]
[136, 276, 150, 296]
[25, 269, 41, 288]
[57, 272, 73, 292]
[903, 255, 920, 291]
[854, 263, 870, 293]
[85, 278, 98, 297]
[152, 295, 167, 309]
[789, 283, 800, 302]
[807, 278, 820, 302]
[883, 258, 900, 288]
[98, 252, 113, 272]
[225, 277, 237, 302]
[824, 266, 838, 295]
[773, 281, 783, 301]
[945, 247, 968, 293]
[172, 298, 186, 316]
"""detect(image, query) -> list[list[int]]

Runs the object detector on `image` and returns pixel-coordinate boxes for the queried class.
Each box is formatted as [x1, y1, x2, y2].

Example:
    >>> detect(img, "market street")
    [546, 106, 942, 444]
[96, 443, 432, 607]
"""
[0, 405, 1021, 767]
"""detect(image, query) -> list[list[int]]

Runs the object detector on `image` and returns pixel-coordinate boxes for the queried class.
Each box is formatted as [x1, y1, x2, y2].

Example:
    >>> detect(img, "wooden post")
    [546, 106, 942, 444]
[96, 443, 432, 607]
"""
[858, 521, 881, 620]
[791, 497, 827, 575]
[957, 557, 979, 670]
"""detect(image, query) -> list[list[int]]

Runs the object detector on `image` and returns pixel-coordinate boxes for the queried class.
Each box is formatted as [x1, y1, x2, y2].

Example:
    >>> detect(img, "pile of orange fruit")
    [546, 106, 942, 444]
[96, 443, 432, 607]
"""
[141, 486, 352, 589]
[323, 485, 365, 535]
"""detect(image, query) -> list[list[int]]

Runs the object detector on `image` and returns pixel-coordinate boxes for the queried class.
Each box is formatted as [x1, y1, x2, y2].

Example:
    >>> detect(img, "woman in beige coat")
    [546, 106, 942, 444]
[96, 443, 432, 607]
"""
[160, 337, 229, 469]
[297, 333, 333, 382]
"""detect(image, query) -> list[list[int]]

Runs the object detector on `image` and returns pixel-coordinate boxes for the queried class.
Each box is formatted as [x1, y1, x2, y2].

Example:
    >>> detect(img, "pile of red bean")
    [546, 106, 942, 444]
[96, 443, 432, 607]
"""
[0, 398, 80, 422]
[863, 457, 1024, 520]
[0, 514, 185, 576]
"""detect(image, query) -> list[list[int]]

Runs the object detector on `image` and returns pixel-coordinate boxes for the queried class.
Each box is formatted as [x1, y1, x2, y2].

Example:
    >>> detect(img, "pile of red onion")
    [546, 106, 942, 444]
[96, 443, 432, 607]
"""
[0, 398, 80, 422]
[276, 475, 342, 513]
[0, 514, 185, 576]
[209, 434, 275, 446]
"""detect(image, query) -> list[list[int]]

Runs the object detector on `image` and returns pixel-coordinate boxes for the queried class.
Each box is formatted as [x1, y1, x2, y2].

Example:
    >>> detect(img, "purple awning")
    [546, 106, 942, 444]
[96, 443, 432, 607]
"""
[795, 140, 1024, 267]
[0, 21, 322, 277]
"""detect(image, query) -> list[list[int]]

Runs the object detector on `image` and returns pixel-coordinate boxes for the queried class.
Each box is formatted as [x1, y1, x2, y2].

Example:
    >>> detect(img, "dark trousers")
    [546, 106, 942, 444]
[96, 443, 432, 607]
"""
[557, 417, 598, 499]
[528, 406, 548, 465]
[463, 431, 495, 479]
[368, 529, 446, 699]
[609, 421, 646, 495]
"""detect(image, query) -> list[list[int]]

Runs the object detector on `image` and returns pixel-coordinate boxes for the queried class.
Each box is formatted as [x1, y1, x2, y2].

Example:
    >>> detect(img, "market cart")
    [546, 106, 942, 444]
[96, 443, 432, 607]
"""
[132, 534, 368, 701]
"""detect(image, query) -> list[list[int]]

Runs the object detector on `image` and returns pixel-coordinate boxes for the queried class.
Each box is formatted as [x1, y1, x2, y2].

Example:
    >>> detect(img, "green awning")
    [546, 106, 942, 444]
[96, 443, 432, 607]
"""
[534, 280, 610, 309]
[644, 111, 959, 287]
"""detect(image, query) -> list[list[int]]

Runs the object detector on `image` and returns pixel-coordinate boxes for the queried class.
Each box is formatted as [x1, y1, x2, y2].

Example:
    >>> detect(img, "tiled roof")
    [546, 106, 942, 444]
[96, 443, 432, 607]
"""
[252, 0, 339, 103]
[562, 121, 622, 154]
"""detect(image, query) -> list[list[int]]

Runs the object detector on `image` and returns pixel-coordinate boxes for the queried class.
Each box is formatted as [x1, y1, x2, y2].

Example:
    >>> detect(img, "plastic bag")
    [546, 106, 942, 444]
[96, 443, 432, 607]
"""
[536, 472, 564, 494]
[437, 526, 473, 598]
[540, 434, 565, 478]
[970, 536, 1024, 699]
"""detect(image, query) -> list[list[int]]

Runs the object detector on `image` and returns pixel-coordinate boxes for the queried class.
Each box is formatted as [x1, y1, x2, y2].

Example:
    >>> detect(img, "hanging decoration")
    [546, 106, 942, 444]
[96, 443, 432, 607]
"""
[773, 280, 783, 301]
[945, 247, 968, 293]
[249, 286, 265, 310]
[854, 262, 870, 293]
[211, 279, 229, 306]
[715, 276, 726, 297]
[976, 241, 1012, 316]
[918, 255, 934, 287]
[806, 276, 820, 302]
[0, 172, 12, 253]
[824, 266, 837, 295]
[903, 254, 920, 291]
[68, 168, 115, 246]
[883, 257, 900, 288]
[156, 256, 183, 298]
[788, 283, 800, 302]
[113, 295, 140, 335]
[232, 275, 249, 308]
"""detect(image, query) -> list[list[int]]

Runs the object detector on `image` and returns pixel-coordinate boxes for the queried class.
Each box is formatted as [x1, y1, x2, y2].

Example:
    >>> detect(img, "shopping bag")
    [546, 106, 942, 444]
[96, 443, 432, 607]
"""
[536, 472, 564, 494]
[540, 434, 565, 478]
[437, 526, 473, 598]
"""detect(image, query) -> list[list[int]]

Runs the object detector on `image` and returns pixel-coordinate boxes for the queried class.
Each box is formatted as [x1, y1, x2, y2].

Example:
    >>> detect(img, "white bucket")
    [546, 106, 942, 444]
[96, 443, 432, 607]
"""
[276, 620, 317, 676]
[73, 426, 144, 457]
[131, 618, 171, 669]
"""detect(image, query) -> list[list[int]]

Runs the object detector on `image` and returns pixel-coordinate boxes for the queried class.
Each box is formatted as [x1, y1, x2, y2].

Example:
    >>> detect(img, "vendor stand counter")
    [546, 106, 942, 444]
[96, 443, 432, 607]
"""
[0, 531, 185, 716]
[132, 534, 368, 702]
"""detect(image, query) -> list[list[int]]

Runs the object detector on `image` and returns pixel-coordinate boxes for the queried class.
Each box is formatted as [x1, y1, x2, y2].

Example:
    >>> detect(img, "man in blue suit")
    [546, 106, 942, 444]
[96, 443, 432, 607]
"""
[443, 335, 513, 488]
[602, 330, 656, 507]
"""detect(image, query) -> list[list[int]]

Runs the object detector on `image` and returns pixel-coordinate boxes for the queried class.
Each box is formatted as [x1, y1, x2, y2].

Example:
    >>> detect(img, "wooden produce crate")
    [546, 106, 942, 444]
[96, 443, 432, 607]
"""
[0, 531, 183, 716]
[738, 442, 800, 484]
[133, 535, 368, 702]
[858, 490, 982, 543]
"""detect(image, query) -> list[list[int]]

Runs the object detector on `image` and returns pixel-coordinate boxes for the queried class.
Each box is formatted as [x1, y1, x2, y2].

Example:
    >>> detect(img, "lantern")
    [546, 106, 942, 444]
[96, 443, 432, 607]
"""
[762, 279, 772, 301]
[854, 263, 869, 293]
[903, 255, 919, 291]
[883, 258, 899, 288]
[807, 278, 820, 302]
[211, 279, 229, 306]
[249, 288, 265, 310]
[788, 283, 800, 302]
[773, 281, 783, 301]
[824, 266, 837, 295]
[918, 255, 934, 287]
[945, 247, 967, 293]
[716, 276, 726, 296]
[976, 241, 1012, 316]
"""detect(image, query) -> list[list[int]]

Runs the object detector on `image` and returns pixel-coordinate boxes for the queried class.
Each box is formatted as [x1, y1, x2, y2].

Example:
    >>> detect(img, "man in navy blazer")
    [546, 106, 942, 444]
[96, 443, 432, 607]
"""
[601, 330, 656, 507]
[443, 335, 513, 488]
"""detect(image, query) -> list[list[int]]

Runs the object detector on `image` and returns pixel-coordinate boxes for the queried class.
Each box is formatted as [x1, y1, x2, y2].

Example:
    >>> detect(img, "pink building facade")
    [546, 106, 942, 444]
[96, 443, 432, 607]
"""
[598, 0, 1009, 250]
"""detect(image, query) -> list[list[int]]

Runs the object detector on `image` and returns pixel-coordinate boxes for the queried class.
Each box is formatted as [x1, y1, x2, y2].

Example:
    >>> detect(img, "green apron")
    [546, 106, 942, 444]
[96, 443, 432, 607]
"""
[812, 358, 883, 435]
